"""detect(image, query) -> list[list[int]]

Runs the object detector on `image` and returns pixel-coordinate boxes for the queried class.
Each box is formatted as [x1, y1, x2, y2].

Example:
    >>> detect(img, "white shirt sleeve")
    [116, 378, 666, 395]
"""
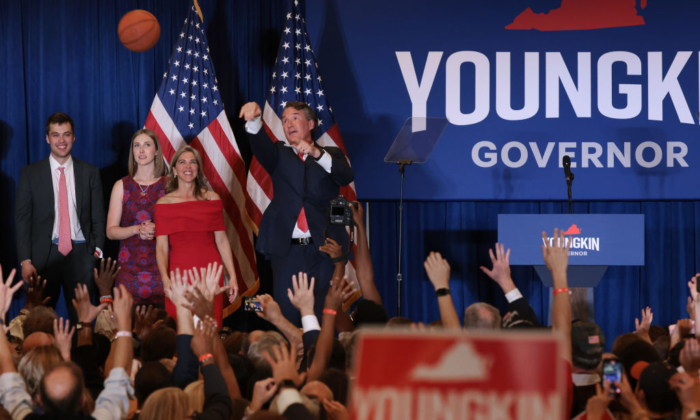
[301, 315, 321, 332]
[245, 116, 263, 134]
[504, 288, 523, 303]
[0, 373, 33, 420]
[314, 149, 333, 173]
[91, 367, 134, 420]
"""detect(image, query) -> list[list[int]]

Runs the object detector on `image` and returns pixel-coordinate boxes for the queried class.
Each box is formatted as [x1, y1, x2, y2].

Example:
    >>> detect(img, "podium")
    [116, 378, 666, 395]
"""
[498, 214, 645, 321]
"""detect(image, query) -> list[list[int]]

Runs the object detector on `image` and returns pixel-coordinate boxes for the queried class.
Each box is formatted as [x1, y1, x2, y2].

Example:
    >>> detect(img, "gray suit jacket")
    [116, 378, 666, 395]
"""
[15, 156, 105, 270]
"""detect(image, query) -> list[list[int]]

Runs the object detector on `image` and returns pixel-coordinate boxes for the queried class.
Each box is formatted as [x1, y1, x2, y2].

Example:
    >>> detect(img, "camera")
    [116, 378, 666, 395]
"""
[328, 195, 355, 226]
[243, 297, 263, 312]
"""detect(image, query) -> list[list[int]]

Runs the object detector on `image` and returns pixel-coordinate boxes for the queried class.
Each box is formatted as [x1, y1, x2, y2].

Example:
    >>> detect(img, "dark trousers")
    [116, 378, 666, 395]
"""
[270, 244, 335, 327]
[38, 243, 96, 325]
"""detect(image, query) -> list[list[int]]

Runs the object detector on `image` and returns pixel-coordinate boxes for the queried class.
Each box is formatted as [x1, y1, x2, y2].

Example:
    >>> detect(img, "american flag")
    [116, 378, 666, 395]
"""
[144, 1, 258, 316]
[246, 0, 360, 306]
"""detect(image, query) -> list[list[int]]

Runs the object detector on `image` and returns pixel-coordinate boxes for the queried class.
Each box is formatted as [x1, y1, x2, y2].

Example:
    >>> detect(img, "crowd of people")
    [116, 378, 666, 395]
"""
[7, 109, 700, 419]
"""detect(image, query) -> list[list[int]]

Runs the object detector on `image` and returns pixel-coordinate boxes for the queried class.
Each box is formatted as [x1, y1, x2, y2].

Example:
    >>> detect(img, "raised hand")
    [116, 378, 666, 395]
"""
[52, 317, 75, 361]
[323, 400, 350, 420]
[670, 371, 700, 413]
[133, 305, 156, 340]
[165, 269, 192, 309]
[424, 252, 450, 291]
[191, 316, 216, 358]
[325, 277, 353, 313]
[94, 257, 120, 298]
[249, 378, 278, 413]
[112, 285, 133, 331]
[541, 228, 570, 276]
[319, 238, 343, 260]
[0, 266, 22, 322]
[480, 243, 516, 294]
[238, 102, 262, 121]
[350, 201, 365, 228]
[263, 343, 307, 388]
[635, 306, 653, 335]
[184, 285, 214, 320]
[72, 284, 108, 324]
[585, 381, 614, 420]
[189, 262, 228, 301]
[287, 272, 315, 317]
[255, 294, 283, 324]
[23, 275, 50, 311]
[681, 338, 700, 375]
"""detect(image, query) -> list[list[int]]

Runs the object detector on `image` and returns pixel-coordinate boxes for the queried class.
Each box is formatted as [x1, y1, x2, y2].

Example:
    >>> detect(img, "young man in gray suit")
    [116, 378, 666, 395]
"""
[15, 113, 106, 324]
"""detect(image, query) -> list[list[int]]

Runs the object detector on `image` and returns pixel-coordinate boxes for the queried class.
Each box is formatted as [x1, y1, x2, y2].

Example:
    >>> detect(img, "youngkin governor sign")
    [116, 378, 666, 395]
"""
[305, 0, 700, 200]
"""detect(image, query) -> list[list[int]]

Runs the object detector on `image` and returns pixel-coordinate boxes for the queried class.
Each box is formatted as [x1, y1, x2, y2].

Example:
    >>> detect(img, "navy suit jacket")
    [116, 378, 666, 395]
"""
[248, 129, 354, 258]
[15, 156, 105, 269]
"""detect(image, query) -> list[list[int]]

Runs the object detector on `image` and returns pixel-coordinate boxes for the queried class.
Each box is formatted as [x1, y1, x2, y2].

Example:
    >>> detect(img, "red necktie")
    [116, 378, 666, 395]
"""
[296, 152, 309, 233]
[57, 167, 72, 256]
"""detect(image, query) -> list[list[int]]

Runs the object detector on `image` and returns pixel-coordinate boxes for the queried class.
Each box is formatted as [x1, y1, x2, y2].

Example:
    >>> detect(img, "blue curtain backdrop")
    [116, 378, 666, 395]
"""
[1, 0, 697, 350]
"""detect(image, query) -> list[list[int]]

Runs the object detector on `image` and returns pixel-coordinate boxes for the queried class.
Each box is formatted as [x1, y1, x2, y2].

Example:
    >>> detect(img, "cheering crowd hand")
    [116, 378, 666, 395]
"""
[480, 243, 516, 294]
[585, 381, 614, 420]
[165, 269, 193, 309]
[112, 285, 133, 331]
[670, 371, 700, 413]
[424, 252, 450, 291]
[52, 317, 75, 361]
[350, 201, 365, 228]
[635, 306, 653, 330]
[680, 338, 700, 375]
[23, 275, 50, 311]
[191, 316, 216, 359]
[264, 343, 307, 388]
[133, 305, 156, 340]
[72, 284, 108, 324]
[325, 277, 354, 313]
[323, 400, 350, 420]
[249, 378, 278, 413]
[319, 238, 343, 260]
[94, 257, 120, 297]
[287, 272, 315, 317]
[238, 102, 262, 121]
[0, 266, 22, 322]
[541, 228, 570, 277]
[184, 286, 215, 321]
[255, 294, 283, 324]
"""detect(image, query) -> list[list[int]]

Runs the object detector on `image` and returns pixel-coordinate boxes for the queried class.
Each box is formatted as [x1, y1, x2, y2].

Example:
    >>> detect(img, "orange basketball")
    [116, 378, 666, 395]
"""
[118, 10, 161, 52]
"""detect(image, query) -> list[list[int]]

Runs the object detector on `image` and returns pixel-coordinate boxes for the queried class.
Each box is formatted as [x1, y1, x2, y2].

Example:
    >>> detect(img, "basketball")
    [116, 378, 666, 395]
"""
[118, 10, 161, 52]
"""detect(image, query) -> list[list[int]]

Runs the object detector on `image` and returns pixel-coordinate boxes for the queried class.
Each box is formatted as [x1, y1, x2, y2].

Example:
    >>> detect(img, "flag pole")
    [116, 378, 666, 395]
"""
[193, 0, 204, 22]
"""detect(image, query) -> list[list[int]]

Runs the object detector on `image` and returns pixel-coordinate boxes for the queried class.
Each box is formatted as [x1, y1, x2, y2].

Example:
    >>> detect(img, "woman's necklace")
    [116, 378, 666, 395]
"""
[138, 183, 150, 196]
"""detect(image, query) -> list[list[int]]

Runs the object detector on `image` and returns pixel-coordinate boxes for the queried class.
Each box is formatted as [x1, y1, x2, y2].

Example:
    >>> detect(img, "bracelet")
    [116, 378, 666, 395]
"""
[115, 331, 132, 338]
[553, 287, 570, 295]
[198, 353, 214, 362]
[100, 298, 113, 304]
[323, 309, 337, 316]
[100, 295, 113, 301]
[435, 288, 451, 297]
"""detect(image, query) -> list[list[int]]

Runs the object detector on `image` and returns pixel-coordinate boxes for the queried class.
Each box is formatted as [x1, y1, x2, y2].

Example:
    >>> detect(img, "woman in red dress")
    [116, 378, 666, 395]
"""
[106, 129, 167, 306]
[154, 145, 238, 325]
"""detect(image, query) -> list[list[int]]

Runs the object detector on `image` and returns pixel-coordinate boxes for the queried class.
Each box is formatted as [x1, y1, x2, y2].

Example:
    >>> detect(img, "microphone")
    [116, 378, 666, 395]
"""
[563, 155, 573, 182]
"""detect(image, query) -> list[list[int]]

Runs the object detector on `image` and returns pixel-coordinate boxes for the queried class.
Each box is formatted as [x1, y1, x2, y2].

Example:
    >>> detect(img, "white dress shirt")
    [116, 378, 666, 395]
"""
[246, 117, 334, 239]
[49, 155, 86, 242]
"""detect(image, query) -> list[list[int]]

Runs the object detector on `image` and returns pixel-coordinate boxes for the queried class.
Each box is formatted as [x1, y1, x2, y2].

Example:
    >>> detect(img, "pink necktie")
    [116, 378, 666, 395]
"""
[296, 152, 309, 233]
[57, 167, 72, 256]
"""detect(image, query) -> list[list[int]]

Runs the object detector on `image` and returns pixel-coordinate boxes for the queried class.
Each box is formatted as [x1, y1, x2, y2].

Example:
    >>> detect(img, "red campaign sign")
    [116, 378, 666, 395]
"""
[350, 330, 566, 420]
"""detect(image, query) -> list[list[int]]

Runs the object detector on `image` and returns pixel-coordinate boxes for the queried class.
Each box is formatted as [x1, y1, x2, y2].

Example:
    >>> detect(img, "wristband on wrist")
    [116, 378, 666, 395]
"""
[100, 296, 114, 303]
[435, 288, 451, 297]
[116, 331, 132, 338]
[553, 287, 570, 295]
[323, 308, 337, 316]
[198, 353, 214, 363]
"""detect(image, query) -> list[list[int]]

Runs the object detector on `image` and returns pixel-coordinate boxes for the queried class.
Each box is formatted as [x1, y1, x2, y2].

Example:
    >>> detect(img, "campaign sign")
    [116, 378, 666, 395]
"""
[498, 214, 645, 265]
[350, 330, 565, 420]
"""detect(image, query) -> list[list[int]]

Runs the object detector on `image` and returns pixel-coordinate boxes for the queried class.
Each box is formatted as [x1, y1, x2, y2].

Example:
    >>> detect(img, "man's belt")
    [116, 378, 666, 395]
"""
[291, 237, 313, 245]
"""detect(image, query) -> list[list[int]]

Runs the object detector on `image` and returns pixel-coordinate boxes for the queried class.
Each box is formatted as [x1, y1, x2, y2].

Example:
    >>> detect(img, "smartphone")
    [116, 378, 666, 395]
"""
[602, 359, 623, 396]
[243, 297, 263, 312]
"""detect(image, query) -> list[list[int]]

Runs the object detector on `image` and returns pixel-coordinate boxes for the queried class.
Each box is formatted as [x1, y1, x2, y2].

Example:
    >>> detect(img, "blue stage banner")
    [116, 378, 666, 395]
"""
[498, 214, 645, 265]
[305, 0, 700, 200]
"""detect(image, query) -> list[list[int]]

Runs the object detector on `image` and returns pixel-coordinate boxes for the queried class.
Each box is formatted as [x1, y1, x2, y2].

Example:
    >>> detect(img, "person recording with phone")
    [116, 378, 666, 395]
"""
[239, 101, 354, 326]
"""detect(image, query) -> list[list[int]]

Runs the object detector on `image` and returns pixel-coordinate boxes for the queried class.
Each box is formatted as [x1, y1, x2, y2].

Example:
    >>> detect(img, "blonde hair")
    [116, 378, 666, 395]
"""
[128, 129, 167, 178]
[165, 145, 208, 200]
[183, 380, 205, 413]
[18, 346, 63, 400]
[139, 387, 189, 420]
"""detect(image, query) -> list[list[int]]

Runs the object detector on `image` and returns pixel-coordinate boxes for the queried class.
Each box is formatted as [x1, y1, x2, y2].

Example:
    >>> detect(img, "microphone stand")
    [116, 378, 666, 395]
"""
[396, 161, 411, 316]
[566, 172, 574, 214]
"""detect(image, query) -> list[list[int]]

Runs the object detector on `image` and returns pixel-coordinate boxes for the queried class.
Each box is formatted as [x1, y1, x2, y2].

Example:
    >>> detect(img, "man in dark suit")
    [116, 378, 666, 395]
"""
[15, 112, 105, 324]
[240, 101, 354, 325]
